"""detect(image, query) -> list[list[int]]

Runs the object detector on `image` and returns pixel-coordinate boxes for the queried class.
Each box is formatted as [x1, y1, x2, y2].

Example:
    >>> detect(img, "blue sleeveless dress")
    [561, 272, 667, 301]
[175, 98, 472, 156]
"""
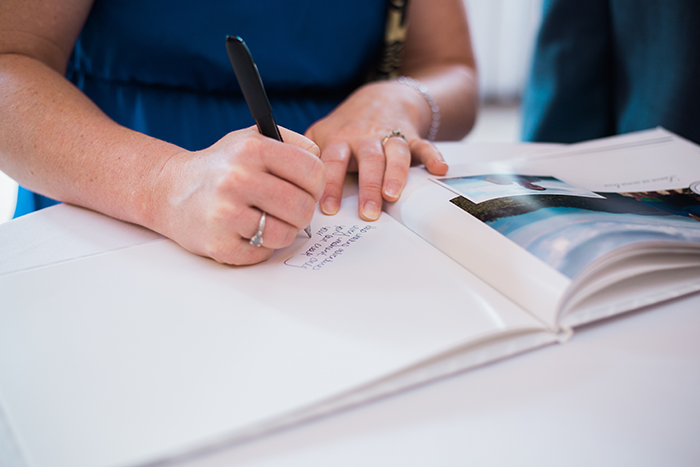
[15, 0, 386, 217]
[522, 0, 700, 144]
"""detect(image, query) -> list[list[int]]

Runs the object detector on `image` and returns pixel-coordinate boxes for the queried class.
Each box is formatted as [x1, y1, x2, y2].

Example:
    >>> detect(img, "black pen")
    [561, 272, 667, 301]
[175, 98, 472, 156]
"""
[226, 35, 312, 238]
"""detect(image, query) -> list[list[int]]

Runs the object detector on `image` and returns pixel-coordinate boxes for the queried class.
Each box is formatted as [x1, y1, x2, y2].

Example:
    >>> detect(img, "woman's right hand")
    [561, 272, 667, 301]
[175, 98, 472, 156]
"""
[153, 126, 325, 265]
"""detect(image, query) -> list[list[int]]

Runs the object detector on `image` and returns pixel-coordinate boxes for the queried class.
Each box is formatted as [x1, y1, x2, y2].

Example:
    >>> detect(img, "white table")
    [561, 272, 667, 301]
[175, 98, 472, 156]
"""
[2, 144, 699, 467]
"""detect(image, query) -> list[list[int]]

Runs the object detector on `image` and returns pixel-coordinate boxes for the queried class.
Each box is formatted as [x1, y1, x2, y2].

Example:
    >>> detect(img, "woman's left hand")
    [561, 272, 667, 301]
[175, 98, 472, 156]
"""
[305, 80, 448, 221]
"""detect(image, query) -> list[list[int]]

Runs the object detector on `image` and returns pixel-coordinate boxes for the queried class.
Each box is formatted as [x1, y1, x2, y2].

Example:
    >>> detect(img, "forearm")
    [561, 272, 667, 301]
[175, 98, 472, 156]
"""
[0, 53, 183, 229]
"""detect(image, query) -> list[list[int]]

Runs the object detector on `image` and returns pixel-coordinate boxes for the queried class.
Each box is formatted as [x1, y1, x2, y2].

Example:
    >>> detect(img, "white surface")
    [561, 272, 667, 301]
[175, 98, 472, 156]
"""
[1, 142, 698, 467]
[0, 203, 161, 277]
[176, 291, 700, 467]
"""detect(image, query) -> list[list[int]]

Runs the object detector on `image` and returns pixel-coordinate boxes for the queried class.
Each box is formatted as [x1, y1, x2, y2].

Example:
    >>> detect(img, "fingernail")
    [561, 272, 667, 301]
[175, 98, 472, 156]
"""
[434, 157, 449, 173]
[321, 197, 339, 215]
[384, 181, 401, 200]
[361, 200, 381, 221]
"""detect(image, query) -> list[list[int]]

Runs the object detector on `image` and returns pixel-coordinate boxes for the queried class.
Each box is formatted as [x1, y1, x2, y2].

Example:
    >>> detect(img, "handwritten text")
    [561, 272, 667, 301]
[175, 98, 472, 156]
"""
[284, 224, 377, 271]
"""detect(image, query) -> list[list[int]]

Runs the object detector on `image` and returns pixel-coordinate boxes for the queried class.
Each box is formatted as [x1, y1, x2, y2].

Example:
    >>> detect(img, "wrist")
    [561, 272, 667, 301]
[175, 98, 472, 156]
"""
[391, 76, 440, 141]
[141, 148, 190, 238]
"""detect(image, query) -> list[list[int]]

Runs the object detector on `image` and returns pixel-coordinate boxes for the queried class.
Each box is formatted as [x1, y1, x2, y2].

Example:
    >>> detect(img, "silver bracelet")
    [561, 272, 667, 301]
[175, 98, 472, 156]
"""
[391, 76, 440, 141]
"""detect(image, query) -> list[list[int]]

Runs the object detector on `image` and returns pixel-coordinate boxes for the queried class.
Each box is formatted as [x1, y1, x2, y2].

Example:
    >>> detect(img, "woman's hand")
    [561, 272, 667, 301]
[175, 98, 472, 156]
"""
[154, 126, 325, 265]
[305, 80, 448, 221]
[306, 0, 477, 221]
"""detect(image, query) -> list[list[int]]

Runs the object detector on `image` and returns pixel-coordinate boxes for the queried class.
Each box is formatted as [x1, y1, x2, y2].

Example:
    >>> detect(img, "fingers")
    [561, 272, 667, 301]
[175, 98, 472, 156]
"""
[356, 139, 386, 221]
[238, 209, 297, 250]
[245, 170, 319, 231]
[316, 134, 443, 222]
[160, 128, 326, 266]
[194, 188, 313, 266]
[201, 200, 309, 266]
[257, 136, 325, 201]
[279, 126, 321, 157]
[213, 130, 323, 231]
[226, 207, 306, 265]
[319, 142, 351, 215]
[410, 139, 449, 176]
[381, 135, 411, 202]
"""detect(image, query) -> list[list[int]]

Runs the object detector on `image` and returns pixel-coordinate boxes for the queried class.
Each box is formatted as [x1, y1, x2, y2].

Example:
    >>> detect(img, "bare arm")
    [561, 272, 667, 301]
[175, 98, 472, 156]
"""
[0, 0, 325, 265]
[306, 0, 477, 220]
[401, 0, 478, 140]
[0, 0, 166, 224]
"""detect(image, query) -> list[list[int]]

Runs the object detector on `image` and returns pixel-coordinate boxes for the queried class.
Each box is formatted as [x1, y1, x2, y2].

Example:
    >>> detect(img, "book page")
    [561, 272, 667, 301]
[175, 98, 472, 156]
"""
[506, 129, 700, 324]
[388, 129, 700, 329]
[386, 168, 570, 330]
[0, 197, 548, 467]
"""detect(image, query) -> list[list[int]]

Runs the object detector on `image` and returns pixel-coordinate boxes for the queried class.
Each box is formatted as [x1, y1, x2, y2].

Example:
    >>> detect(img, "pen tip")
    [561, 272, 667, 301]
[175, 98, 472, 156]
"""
[304, 226, 312, 238]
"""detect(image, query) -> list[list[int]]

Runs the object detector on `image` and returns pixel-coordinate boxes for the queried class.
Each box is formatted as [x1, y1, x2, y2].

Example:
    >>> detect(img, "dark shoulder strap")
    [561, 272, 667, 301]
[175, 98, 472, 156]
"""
[371, 0, 410, 80]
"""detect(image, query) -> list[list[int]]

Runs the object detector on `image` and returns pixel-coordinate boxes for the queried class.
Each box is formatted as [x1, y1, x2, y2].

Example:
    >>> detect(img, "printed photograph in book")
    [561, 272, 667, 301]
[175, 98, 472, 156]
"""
[435, 174, 700, 279]
[438, 174, 604, 203]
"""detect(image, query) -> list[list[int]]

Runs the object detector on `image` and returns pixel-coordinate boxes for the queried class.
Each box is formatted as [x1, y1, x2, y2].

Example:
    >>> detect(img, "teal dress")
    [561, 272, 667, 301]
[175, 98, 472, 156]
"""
[14, 0, 386, 217]
[522, 0, 700, 144]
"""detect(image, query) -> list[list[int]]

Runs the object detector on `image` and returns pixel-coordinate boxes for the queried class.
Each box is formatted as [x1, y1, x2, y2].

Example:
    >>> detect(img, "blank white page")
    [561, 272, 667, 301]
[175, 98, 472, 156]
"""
[0, 197, 544, 467]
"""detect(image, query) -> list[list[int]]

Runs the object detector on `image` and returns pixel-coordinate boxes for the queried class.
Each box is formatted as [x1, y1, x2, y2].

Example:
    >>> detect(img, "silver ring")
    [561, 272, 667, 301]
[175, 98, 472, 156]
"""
[249, 211, 266, 247]
[381, 129, 408, 147]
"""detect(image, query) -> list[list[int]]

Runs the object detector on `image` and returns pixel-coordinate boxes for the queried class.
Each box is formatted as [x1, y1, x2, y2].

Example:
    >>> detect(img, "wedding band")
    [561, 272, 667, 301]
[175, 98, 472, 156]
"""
[249, 211, 266, 247]
[381, 129, 408, 147]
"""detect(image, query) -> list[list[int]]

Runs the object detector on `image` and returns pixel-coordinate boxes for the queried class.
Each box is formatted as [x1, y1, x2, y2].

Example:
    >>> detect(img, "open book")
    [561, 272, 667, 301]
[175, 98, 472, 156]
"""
[389, 127, 700, 332]
[1, 128, 699, 467]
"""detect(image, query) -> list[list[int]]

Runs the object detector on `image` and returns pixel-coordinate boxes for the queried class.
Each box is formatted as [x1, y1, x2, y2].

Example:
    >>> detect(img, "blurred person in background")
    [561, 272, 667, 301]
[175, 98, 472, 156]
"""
[522, 0, 700, 144]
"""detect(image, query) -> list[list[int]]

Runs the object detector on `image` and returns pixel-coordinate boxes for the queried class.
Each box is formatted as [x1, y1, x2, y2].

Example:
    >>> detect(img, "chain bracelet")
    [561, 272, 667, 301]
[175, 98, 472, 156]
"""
[391, 76, 440, 141]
